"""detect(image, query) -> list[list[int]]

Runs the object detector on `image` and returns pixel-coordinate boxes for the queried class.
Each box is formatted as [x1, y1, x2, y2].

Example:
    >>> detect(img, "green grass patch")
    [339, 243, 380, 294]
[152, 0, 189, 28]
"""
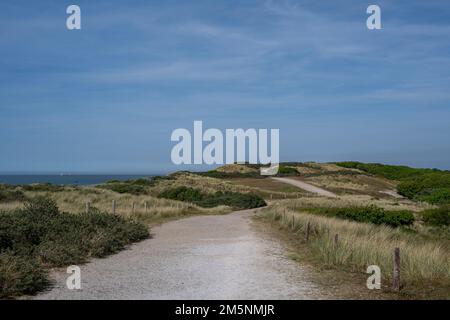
[0, 196, 149, 298]
[158, 186, 266, 209]
[302, 205, 415, 227]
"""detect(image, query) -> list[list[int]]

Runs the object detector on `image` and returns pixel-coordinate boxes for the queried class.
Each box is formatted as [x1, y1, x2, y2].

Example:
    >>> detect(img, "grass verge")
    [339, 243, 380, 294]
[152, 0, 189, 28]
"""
[259, 205, 450, 298]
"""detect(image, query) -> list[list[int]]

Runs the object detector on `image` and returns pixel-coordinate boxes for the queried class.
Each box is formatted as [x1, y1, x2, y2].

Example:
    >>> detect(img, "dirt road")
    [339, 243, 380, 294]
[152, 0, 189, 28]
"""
[35, 209, 329, 300]
[271, 177, 338, 198]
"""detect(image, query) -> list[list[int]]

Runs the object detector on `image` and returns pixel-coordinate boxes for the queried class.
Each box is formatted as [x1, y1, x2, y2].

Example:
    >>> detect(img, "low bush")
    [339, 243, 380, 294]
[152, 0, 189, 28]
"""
[21, 183, 66, 192]
[158, 186, 266, 209]
[158, 186, 203, 202]
[418, 188, 450, 205]
[335, 161, 438, 180]
[397, 175, 450, 205]
[0, 251, 49, 298]
[197, 170, 263, 179]
[0, 189, 27, 203]
[421, 206, 450, 227]
[276, 165, 299, 176]
[0, 197, 149, 298]
[100, 178, 156, 194]
[336, 162, 450, 205]
[306, 205, 415, 227]
[197, 191, 266, 209]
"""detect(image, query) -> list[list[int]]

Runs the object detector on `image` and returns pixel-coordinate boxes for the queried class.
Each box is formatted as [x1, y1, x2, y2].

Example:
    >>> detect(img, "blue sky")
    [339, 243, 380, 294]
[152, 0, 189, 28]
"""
[1, 0, 450, 173]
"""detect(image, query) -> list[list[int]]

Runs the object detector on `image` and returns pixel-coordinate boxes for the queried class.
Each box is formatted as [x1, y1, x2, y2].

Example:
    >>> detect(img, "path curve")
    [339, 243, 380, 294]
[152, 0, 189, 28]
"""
[34, 209, 327, 300]
[271, 177, 337, 198]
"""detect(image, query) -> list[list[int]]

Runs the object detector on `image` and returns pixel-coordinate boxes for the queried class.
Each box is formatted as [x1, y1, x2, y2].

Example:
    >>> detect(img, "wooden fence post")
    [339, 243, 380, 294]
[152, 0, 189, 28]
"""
[112, 200, 116, 214]
[334, 234, 339, 247]
[270, 194, 273, 200]
[292, 214, 295, 229]
[132, 202, 136, 214]
[144, 201, 148, 212]
[393, 247, 401, 291]
[85, 201, 90, 214]
[305, 222, 311, 242]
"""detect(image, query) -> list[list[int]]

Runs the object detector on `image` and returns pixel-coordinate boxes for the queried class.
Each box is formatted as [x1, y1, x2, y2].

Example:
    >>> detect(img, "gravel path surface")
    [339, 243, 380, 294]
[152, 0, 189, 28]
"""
[271, 177, 338, 198]
[35, 209, 328, 300]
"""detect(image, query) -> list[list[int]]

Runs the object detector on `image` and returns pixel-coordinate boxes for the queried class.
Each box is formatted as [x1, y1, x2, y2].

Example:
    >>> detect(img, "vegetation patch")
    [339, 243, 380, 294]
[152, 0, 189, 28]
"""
[158, 186, 266, 209]
[397, 175, 450, 205]
[276, 165, 299, 176]
[302, 205, 415, 227]
[98, 178, 154, 195]
[0, 197, 149, 298]
[196, 170, 263, 179]
[421, 206, 450, 227]
[0, 189, 27, 203]
[21, 183, 67, 192]
[261, 207, 450, 297]
[336, 162, 450, 205]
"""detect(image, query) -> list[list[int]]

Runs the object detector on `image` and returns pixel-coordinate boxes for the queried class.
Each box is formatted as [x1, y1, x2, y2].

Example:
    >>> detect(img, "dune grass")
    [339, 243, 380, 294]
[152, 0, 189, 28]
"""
[261, 204, 450, 297]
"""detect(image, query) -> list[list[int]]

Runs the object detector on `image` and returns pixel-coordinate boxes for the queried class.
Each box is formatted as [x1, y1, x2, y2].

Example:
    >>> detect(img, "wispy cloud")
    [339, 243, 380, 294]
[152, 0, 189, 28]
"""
[1, 0, 450, 172]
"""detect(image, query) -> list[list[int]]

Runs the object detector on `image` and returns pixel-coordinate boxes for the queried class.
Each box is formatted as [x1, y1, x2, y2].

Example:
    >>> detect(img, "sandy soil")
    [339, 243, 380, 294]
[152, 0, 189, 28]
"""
[35, 209, 330, 300]
[271, 177, 338, 198]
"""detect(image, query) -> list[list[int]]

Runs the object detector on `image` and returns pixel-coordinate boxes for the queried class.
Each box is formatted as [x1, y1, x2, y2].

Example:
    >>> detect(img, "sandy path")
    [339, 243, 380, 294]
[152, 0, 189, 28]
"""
[34, 209, 327, 300]
[271, 177, 338, 198]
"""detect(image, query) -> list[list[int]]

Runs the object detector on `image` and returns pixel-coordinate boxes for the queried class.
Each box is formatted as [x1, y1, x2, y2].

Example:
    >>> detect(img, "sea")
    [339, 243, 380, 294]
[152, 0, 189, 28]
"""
[0, 175, 155, 186]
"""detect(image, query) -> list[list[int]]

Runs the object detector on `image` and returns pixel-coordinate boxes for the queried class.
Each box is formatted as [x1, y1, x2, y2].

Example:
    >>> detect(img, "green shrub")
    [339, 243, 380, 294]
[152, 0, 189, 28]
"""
[307, 205, 415, 227]
[0, 197, 149, 298]
[0, 189, 27, 203]
[421, 206, 450, 227]
[21, 183, 65, 192]
[99, 182, 148, 195]
[158, 186, 203, 202]
[0, 251, 49, 298]
[336, 162, 450, 205]
[197, 170, 263, 179]
[99, 178, 156, 194]
[197, 191, 267, 209]
[127, 178, 154, 186]
[158, 186, 266, 209]
[276, 166, 299, 176]
[417, 188, 450, 205]
[335, 162, 438, 180]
